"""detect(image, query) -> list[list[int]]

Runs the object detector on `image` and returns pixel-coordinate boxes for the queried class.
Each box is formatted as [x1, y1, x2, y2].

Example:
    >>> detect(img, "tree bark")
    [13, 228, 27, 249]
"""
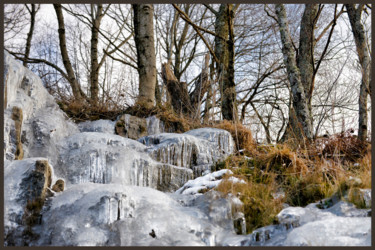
[133, 4, 157, 109]
[24, 4, 38, 68]
[275, 4, 313, 141]
[162, 54, 210, 120]
[89, 4, 104, 105]
[297, 4, 318, 115]
[345, 4, 371, 141]
[53, 4, 85, 102]
[215, 4, 238, 122]
[282, 4, 318, 141]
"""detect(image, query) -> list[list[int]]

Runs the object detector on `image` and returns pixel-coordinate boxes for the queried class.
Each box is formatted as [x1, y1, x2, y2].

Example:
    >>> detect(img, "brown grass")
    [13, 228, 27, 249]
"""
[210, 120, 255, 153]
[217, 172, 283, 233]
[57, 98, 123, 122]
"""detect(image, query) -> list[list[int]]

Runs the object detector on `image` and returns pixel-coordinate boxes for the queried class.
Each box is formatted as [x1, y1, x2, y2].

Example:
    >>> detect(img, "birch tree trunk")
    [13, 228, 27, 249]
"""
[345, 4, 371, 142]
[133, 4, 157, 109]
[89, 4, 104, 105]
[275, 4, 313, 141]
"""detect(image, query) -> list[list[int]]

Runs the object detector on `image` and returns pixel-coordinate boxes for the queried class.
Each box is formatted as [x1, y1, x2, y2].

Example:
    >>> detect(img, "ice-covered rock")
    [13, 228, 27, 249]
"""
[225, 199, 371, 246]
[78, 119, 116, 134]
[3, 51, 79, 164]
[4, 158, 53, 245]
[139, 129, 234, 177]
[33, 183, 240, 246]
[185, 128, 235, 156]
[55, 132, 193, 191]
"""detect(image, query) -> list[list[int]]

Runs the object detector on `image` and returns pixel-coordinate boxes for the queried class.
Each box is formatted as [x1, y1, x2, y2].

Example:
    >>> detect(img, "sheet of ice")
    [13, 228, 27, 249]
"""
[78, 119, 116, 134]
[146, 115, 165, 135]
[139, 129, 234, 177]
[34, 183, 239, 246]
[56, 132, 193, 191]
[4, 51, 79, 164]
[185, 128, 235, 156]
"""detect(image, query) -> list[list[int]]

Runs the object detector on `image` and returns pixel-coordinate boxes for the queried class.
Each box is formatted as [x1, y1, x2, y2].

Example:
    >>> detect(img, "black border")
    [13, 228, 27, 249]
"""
[1, 1, 373, 249]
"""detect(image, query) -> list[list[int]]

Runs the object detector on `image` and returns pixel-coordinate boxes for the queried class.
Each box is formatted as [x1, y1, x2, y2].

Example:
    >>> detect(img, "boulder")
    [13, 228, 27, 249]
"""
[115, 114, 148, 139]
[4, 158, 53, 245]
[52, 179, 65, 193]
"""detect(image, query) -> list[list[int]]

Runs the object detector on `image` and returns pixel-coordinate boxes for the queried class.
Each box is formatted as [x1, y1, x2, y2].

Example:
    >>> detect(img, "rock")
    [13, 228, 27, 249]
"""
[11, 106, 23, 160]
[115, 114, 148, 139]
[4, 158, 53, 245]
[52, 179, 65, 193]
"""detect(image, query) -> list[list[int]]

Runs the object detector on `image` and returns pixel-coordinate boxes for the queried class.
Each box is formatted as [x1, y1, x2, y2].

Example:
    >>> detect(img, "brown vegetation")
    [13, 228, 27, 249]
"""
[214, 131, 371, 233]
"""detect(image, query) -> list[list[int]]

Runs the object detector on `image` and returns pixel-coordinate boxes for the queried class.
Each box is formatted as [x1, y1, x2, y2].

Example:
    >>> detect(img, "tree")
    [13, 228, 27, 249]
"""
[345, 4, 371, 142]
[275, 4, 314, 141]
[54, 4, 86, 102]
[213, 4, 238, 122]
[23, 4, 40, 67]
[133, 4, 157, 109]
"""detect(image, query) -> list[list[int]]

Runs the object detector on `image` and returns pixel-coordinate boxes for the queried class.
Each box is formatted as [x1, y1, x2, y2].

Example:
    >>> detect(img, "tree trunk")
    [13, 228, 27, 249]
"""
[275, 4, 313, 141]
[53, 4, 85, 102]
[89, 4, 104, 105]
[24, 4, 38, 68]
[345, 4, 370, 142]
[133, 4, 157, 109]
[215, 4, 238, 122]
[162, 55, 210, 120]
[297, 4, 318, 116]
[282, 4, 317, 141]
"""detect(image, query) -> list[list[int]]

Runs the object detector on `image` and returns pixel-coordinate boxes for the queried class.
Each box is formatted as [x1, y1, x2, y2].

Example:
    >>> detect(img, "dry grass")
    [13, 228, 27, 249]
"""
[312, 129, 370, 163]
[210, 120, 255, 153]
[213, 136, 371, 233]
[217, 171, 283, 233]
[57, 98, 123, 122]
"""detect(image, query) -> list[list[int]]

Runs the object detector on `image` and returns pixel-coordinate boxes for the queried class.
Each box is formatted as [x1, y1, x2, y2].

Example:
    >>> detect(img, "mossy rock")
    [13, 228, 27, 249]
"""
[52, 179, 65, 193]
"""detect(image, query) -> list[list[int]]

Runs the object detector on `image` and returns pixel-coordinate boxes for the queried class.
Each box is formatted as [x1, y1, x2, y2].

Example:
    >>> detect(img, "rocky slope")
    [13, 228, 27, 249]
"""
[3, 51, 371, 246]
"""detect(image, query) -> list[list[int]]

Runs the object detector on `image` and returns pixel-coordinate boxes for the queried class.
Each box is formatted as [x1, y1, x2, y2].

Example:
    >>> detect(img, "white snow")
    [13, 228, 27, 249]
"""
[176, 169, 233, 195]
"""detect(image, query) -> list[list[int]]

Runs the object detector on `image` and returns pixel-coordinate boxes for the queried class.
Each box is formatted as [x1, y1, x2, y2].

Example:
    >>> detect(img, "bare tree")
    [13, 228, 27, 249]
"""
[133, 4, 157, 108]
[275, 4, 314, 141]
[345, 4, 371, 141]
[23, 4, 40, 67]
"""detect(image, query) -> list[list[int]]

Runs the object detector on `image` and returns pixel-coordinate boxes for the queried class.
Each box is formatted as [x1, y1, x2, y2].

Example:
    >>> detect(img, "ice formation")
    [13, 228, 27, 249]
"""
[139, 128, 234, 177]
[78, 119, 116, 134]
[4, 51, 79, 165]
[32, 183, 240, 246]
[55, 132, 193, 191]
